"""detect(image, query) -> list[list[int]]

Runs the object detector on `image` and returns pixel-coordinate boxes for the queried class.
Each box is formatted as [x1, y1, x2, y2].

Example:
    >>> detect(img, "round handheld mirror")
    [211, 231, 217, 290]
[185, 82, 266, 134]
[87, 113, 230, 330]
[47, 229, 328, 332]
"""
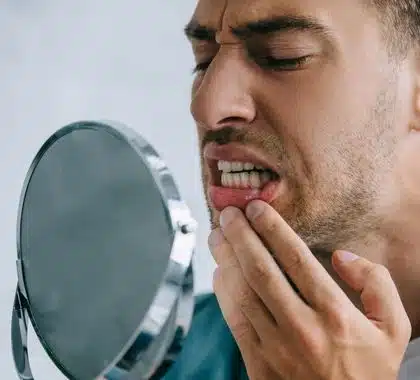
[11, 121, 196, 380]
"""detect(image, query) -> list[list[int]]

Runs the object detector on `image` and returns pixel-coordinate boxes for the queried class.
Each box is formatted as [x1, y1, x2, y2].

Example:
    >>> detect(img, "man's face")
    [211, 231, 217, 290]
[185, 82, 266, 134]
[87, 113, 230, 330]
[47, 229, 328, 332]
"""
[186, 0, 415, 252]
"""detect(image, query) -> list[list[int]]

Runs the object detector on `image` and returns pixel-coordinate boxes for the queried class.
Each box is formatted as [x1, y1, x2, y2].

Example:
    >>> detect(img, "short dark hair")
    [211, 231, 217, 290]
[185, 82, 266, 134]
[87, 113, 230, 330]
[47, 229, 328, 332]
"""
[371, 0, 420, 55]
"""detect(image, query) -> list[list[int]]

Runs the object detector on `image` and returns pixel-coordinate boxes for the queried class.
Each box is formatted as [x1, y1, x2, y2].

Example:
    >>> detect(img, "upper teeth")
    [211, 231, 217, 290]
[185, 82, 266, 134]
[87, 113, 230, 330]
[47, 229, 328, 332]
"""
[217, 160, 265, 173]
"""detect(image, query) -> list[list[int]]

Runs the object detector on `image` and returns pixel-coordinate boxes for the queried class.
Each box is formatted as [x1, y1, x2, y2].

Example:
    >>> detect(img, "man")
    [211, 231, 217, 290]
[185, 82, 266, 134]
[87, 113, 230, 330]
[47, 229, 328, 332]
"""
[163, 0, 420, 378]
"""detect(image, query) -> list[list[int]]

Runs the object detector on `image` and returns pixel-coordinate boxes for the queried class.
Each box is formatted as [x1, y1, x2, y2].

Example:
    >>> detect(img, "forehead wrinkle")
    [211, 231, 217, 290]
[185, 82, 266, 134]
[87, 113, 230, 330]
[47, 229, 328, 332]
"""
[221, 0, 295, 27]
[192, 0, 352, 48]
[192, 0, 289, 35]
[216, 0, 243, 44]
[190, 0, 226, 32]
[202, 0, 344, 32]
[220, 0, 229, 29]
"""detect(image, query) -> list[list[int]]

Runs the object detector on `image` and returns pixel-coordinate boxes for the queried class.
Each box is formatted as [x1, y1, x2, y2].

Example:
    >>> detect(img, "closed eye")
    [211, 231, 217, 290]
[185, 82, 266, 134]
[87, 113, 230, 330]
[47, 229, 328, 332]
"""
[192, 55, 312, 74]
[254, 55, 312, 71]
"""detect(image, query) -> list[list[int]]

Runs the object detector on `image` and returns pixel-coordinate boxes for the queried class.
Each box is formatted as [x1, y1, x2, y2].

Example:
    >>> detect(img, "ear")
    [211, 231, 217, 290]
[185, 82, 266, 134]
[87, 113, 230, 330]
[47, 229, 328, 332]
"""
[397, 49, 420, 199]
[410, 48, 420, 132]
[412, 89, 420, 132]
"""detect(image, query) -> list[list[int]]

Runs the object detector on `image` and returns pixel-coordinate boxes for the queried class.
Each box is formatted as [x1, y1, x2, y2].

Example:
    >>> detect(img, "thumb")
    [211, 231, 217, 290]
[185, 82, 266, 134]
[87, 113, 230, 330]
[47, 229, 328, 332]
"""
[332, 250, 410, 337]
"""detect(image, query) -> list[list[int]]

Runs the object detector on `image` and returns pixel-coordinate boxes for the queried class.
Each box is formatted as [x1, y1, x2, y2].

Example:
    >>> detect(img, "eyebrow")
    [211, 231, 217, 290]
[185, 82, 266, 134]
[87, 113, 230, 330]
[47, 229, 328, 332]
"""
[184, 21, 216, 41]
[184, 15, 333, 42]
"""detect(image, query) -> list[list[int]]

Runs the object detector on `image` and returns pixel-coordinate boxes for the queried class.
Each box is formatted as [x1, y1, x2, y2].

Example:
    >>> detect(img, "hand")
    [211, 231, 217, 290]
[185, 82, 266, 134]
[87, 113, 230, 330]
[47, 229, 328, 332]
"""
[208, 201, 411, 380]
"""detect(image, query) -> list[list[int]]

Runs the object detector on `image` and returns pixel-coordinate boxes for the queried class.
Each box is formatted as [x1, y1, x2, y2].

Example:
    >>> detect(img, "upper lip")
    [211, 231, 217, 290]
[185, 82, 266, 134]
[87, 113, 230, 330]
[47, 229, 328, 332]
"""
[203, 142, 283, 185]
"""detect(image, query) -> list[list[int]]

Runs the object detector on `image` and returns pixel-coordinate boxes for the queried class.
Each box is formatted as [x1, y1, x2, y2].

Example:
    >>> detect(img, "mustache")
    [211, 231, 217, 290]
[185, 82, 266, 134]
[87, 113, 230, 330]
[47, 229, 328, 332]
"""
[201, 126, 293, 176]
[201, 127, 247, 151]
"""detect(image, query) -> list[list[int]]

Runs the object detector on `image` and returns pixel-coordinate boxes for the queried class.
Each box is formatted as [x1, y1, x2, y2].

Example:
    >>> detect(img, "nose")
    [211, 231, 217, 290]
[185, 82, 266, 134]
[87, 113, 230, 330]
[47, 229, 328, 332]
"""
[190, 48, 256, 130]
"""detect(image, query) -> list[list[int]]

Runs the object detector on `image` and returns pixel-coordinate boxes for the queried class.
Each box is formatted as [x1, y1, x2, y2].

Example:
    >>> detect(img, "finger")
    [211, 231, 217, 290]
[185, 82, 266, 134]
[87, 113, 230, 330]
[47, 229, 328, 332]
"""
[209, 228, 278, 342]
[213, 268, 280, 380]
[244, 363, 279, 380]
[332, 250, 412, 341]
[213, 267, 259, 352]
[245, 200, 349, 311]
[219, 206, 312, 323]
[208, 227, 237, 268]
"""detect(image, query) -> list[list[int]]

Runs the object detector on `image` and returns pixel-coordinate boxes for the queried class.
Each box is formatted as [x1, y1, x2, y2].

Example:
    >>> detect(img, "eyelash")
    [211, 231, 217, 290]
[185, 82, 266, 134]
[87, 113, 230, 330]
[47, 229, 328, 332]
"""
[257, 55, 311, 70]
[192, 55, 311, 74]
[192, 61, 212, 73]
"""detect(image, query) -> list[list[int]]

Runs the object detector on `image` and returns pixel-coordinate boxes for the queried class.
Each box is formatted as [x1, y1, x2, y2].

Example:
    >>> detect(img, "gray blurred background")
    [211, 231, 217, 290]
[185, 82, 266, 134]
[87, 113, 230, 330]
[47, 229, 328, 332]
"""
[1, 1, 216, 378]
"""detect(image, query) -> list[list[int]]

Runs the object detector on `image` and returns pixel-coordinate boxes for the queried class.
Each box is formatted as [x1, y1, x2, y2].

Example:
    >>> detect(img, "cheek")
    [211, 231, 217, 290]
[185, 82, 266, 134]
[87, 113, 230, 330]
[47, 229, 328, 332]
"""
[258, 63, 384, 169]
[256, 75, 336, 178]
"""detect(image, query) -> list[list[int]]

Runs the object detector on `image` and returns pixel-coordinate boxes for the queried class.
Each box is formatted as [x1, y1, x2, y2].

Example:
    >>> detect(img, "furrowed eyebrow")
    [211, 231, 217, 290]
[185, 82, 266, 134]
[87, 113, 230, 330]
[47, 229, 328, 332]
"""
[184, 15, 335, 50]
[231, 15, 332, 39]
[184, 20, 216, 42]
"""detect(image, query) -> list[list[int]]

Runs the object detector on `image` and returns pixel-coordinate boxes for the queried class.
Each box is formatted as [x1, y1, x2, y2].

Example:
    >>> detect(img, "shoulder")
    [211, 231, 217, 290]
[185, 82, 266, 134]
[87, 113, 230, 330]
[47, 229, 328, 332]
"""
[162, 293, 244, 380]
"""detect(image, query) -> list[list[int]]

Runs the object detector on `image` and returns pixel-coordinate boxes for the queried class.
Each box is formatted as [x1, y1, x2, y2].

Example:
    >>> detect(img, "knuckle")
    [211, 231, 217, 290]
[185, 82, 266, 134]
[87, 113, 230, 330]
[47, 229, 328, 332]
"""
[404, 319, 413, 341]
[368, 264, 391, 281]
[326, 305, 353, 336]
[284, 245, 305, 273]
[395, 313, 412, 344]
[224, 214, 246, 234]
[230, 318, 251, 342]
[263, 217, 278, 234]
[236, 283, 258, 311]
[293, 316, 326, 358]
[402, 317, 413, 340]
[263, 344, 294, 375]
[301, 330, 325, 359]
[245, 258, 270, 283]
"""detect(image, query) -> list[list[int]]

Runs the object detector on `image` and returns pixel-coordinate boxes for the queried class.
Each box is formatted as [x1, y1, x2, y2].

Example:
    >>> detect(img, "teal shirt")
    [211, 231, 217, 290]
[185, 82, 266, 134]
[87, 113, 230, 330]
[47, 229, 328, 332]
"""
[162, 293, 249, 380]
[160, 294, 420, 380]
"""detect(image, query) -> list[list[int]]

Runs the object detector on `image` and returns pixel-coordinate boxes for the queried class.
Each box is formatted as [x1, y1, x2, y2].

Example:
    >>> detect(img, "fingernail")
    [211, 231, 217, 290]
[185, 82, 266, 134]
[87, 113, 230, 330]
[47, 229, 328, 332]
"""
[208, 228, 224, 247]
[336, 250, 359, 262]
[220, 207, 238, 228]
[246, 200, 265, 220]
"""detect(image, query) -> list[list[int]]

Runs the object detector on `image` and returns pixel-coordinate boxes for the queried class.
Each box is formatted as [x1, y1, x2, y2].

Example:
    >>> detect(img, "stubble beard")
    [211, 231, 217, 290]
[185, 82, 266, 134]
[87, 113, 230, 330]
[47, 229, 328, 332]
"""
[201, 85, 398, 257]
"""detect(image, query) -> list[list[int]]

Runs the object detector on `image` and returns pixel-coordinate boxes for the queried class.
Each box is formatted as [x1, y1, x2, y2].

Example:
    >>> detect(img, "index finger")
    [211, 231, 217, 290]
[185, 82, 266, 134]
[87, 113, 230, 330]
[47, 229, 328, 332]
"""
[245, 200, 350, 311]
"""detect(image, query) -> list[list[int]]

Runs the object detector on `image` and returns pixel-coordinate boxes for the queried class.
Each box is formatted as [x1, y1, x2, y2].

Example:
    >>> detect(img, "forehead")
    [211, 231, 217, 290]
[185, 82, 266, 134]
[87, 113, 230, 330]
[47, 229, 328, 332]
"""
[191, 0, 366, 31]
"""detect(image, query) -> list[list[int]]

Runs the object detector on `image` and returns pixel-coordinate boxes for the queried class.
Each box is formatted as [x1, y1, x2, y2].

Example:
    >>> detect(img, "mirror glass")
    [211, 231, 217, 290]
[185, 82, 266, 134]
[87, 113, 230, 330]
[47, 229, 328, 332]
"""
[13, 122, 194, 379]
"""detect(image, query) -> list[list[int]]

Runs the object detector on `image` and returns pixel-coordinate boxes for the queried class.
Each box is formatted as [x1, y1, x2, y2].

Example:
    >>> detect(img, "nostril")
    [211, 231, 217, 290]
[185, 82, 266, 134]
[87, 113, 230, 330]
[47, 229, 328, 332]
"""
[217, 116, 247, 126]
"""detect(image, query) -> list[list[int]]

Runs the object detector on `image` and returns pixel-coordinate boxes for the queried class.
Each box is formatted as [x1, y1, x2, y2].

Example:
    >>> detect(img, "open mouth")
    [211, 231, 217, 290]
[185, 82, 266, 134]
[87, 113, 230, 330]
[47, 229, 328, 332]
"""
[211, 160, 280, 188]
[204, 143, 285, 210]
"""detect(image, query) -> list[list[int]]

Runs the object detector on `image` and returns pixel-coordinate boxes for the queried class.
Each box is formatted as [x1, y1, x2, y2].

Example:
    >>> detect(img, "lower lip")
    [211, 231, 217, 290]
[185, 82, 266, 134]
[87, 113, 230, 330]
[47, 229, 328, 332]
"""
[208, 180, 283, 211]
